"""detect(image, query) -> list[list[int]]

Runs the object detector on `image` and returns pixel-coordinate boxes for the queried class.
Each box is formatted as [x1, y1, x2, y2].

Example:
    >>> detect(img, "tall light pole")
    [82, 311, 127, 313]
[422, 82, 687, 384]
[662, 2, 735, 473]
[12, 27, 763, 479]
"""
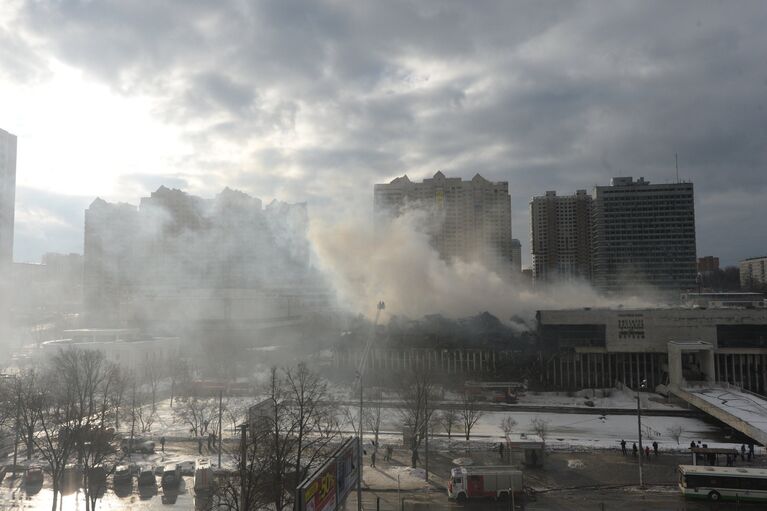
[357, 300, 385, 511]
[636, 378, 647, 489]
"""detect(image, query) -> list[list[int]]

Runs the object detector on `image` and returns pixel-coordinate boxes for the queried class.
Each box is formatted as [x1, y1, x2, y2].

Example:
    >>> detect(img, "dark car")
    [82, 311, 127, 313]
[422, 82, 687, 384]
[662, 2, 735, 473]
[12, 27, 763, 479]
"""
[121, 438, 155, 454]
[161, 464, 182, 489]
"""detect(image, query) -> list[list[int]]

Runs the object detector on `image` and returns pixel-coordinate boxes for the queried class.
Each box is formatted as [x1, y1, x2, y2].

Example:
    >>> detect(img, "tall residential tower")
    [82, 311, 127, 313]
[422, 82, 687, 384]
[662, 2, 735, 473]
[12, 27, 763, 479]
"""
[591, 177, 696, 293]
[0, 128, 16, 268]
[374, 171, 513, 278]
[530, 190, 592, 283]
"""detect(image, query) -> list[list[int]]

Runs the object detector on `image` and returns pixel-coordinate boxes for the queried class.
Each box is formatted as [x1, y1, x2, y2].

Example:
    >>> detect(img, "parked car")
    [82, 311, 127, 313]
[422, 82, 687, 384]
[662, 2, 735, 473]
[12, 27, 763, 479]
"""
[137, 465, 156, 486]
[113, 465, 132, 486]
[121, 438, 155, 454]
[25, 466, 44, 486]
[88, 464, 107, 488]
[161, 464, 182, 489]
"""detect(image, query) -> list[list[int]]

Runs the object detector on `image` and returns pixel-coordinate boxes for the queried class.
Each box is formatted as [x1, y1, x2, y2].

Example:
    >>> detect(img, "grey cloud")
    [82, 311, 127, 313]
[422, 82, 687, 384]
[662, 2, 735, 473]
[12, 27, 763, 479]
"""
[9, 0, 767, 266]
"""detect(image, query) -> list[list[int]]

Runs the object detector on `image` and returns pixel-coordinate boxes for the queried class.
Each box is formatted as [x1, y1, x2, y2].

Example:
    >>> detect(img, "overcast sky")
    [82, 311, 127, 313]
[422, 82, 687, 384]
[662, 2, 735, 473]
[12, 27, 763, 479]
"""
[1, 0, 765, 266]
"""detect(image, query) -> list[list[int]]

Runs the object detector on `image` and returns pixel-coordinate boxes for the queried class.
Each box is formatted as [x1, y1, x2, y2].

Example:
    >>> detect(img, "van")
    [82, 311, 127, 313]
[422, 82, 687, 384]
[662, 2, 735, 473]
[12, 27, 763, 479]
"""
[137, 465, 156, 486]
[161, 464, 182, 489]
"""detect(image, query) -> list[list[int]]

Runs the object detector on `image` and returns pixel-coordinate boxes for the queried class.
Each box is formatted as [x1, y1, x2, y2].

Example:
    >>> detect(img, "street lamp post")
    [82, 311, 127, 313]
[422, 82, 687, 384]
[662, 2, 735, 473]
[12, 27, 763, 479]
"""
[636, 378, 647, 489]
[357, 300, 385, 511]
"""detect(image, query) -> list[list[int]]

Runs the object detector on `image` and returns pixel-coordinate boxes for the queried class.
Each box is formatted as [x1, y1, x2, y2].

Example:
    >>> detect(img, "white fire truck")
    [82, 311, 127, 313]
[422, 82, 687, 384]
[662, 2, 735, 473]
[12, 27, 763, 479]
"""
[447, 466, 524, 502]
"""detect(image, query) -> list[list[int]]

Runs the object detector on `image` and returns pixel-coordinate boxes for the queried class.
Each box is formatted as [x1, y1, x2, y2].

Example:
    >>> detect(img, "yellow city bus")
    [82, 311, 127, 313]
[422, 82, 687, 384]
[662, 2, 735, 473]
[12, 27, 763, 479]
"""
[679, 465, 767, 502]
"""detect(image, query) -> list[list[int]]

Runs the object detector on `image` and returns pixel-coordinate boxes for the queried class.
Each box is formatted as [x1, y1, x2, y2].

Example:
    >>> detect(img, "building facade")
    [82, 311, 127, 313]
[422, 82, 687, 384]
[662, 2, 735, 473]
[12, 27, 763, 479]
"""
[374, 171, 513, 278]
[511, 238, 522, 274]
[530, 190, 592, 283]
[538, 307, 767, 393]
[0, 128, 16, 268]
[698, 256, 720, 273]
[740, 256, 767, 290]
[591, 177, 697, 294]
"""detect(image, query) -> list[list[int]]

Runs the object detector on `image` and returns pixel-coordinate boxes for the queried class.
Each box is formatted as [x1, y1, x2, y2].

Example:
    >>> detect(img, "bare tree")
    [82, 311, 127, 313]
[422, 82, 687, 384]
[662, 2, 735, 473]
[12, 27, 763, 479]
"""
[173, 397, 217, 436]
[459, 392, 484, 441]
[364, 387, 384, 449]
[284, 362, 340, 485]
[500, 416, 517, 438]
[530, 417, 550, 443]
[213, 426, 271, 511]
[223, 398, 246, 437]
[438, 409, 460, 440]
[15, 369, 45, 460]
[667, 425, 684, 445]
[397, 371, 436, 468]
[143, 355, 163, 412]
[342, 406, 359, 437]
[132, 390, 157, 433]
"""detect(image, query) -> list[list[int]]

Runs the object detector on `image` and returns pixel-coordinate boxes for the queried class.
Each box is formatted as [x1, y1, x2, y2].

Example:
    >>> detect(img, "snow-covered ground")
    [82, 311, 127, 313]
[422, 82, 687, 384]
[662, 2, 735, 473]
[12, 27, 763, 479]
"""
[516, 388, 679, 411]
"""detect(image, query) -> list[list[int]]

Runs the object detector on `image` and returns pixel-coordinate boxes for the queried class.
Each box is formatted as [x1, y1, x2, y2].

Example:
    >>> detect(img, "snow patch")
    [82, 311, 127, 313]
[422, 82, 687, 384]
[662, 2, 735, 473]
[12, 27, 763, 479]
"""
[567, 459, 584, 469]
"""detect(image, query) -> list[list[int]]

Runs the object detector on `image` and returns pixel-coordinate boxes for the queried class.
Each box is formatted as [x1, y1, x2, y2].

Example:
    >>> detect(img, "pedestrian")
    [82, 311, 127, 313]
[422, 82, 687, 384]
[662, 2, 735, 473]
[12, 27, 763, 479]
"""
[632, 443, 638, 457]
[748, 450, 753, 462]
[371, 450, 376, 468]
[690, 440, 696, 450]
[387, 445, 393, 462]
[207, 433, 212, 450]
[741, 444, 746, 461]
[725, 454, 732, 467]
[749, 443, 755, 457]
[212, 432, 217, 449]
[645, 446, 650, 460]
[198, 437, 203, 454]
[652, 441, 658, 456]
[160, 436, 166, 453]
[620, 439, 627, 456]
[499, 442, 505, 460]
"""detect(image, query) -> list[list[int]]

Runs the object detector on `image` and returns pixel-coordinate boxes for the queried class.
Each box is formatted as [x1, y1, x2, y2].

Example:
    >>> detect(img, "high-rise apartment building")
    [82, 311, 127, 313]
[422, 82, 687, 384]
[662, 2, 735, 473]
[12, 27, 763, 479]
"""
[740, 256, 767, 289]
[0, 128, 17, 268]
[591, 177, 696, 293]
[530, 190, 592, 283]
[374, 171, 513, 278]
[511, 239, 522, 274]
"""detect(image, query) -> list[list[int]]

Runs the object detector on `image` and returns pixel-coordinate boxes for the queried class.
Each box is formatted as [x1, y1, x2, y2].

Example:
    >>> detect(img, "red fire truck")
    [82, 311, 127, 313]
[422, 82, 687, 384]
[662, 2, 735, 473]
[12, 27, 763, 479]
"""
[447, 466, 524, 502]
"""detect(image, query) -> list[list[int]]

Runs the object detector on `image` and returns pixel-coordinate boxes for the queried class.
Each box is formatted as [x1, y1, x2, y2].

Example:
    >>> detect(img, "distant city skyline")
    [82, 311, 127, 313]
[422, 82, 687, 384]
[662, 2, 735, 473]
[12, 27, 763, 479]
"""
[2, 2, 766, 267]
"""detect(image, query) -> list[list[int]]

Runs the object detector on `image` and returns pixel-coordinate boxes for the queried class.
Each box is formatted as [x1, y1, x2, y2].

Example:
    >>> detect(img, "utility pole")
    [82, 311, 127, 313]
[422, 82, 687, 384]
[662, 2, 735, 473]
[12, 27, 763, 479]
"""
[129, 383, 136, 464]
[357, 300, 385, 511]
[424, 390, 428, 482]
[218, 390, 223, 468]
[12, 377, 20, 476]
[239, 424, 248, 511]
[636, 378, 647, 489]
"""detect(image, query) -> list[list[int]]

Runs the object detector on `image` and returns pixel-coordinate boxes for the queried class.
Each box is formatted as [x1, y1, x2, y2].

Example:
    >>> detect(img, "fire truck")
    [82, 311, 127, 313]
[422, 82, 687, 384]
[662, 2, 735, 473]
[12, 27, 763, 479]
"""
[447, 466, 524, 502]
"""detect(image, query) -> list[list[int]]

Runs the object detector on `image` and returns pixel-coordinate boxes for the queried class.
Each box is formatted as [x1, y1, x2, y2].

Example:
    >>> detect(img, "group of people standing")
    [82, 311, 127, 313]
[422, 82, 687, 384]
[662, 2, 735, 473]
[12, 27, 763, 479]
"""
[620, 439, 659, 460]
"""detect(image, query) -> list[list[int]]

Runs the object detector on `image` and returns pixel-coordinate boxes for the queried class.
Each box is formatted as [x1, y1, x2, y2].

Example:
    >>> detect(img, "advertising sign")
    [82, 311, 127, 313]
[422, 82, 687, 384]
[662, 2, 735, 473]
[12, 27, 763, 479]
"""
[302, 461, 337, 511]
[297, 437, 359, 511]
[335, 437, 359, 504]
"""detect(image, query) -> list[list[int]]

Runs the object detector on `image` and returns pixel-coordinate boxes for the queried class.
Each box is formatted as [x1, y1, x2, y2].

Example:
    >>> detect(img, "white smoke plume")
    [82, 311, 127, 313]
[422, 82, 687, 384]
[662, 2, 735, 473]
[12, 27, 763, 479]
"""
[310, 209, 656, 321]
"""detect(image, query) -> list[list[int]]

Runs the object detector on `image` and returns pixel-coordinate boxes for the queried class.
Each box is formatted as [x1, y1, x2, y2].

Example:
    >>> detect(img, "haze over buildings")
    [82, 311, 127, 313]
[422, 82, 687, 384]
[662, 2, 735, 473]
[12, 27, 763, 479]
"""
[84, 186, 329, 338]
[374, 171, 514, 279]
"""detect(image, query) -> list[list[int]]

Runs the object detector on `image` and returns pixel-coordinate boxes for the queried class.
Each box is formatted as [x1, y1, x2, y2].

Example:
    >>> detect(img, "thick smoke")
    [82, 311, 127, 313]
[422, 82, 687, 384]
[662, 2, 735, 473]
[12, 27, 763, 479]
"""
[310, 209, 655, 321]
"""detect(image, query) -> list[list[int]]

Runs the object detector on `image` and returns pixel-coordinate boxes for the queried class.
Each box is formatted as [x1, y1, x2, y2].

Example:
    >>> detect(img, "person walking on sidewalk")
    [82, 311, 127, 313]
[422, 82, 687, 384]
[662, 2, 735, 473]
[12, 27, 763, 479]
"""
[645, 446, 651, 461]
[197, 437, 203, 454]
[632, 443, 638, 457]
[652, 441, 658, 456]
[160, 436, 166, 453]
[620, 439, 627, 456]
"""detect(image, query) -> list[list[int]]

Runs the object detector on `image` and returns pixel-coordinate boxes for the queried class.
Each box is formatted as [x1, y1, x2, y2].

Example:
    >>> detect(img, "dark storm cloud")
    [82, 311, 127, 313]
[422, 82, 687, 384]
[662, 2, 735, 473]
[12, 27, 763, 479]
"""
[10, 0, 767, 265]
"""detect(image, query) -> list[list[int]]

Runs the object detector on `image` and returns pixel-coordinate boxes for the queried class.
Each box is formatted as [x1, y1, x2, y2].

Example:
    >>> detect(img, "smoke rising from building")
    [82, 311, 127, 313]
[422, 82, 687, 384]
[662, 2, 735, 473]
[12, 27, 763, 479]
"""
[310, 208, 654, 321]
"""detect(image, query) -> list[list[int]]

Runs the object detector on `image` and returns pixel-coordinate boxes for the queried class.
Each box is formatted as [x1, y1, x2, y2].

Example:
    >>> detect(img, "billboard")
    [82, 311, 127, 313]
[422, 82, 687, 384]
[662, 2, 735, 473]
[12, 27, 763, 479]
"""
[297, 437, 359, 511]
[335, 438, 359, 504]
